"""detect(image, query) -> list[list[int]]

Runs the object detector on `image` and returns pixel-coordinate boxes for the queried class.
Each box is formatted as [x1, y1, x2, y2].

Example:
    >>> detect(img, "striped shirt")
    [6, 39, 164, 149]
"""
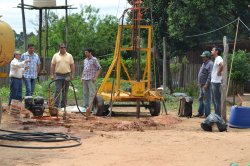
[82, 56, 101, 80]
[21, 52, 41, 79]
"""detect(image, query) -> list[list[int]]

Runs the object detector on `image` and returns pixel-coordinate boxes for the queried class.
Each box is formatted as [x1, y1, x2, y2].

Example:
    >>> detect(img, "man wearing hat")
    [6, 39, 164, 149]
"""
[8, 51, 30, 106]
[194, 51, 213, 117]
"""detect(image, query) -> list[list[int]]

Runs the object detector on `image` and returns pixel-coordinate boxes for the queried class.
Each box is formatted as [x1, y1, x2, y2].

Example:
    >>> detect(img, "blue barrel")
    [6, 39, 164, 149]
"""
[229, 106, 250, 128]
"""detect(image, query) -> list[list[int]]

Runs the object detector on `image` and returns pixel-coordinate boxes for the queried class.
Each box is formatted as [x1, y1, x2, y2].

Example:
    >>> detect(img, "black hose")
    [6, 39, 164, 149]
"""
[107, 9, 128, 117]
[68, 80, 87, 116]
[0, 129, 82, 149]
[49, 79, 86, 117]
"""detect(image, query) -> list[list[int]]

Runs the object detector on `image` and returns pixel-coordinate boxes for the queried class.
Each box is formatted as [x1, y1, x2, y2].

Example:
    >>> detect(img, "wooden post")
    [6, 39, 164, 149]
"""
[163, 37, 166, 94]
[21, 0, 27, 50]
[227, 18, 240, 104]
[221, 36, 228, 121]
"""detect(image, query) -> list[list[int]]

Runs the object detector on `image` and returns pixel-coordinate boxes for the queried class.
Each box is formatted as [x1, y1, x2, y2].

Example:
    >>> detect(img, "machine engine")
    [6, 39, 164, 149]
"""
[24, 96, 45, 117]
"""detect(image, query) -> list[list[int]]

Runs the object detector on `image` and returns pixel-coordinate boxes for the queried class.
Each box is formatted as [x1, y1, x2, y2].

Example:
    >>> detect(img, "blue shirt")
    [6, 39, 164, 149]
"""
[198, 59, 213, 85]
[21, 52, 41, 79]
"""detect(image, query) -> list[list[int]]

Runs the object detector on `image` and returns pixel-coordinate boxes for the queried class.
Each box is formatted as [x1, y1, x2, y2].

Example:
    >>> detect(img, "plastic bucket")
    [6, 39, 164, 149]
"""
[229, 106, 250, 128]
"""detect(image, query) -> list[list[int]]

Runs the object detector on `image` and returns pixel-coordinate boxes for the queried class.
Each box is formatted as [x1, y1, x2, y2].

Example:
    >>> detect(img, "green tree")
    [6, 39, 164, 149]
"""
[167, 0, 250, 44]
[46, 5, 118, 58]
[228, 50, 250, 94]
[17, 5, 118, 59]
[127, 0, 250, 91]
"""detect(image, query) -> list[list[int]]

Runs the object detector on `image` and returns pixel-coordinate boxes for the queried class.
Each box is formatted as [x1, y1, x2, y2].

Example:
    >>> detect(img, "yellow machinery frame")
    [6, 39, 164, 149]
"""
[97, 24, 163, 103]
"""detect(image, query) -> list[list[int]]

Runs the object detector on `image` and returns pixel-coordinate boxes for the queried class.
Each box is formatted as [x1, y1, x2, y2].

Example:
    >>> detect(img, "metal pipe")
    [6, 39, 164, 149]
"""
[21, 0, 27, 50]
[0, 99, 2, 124]
[65, 0, 68, 48]
[38, 9, 42, 57]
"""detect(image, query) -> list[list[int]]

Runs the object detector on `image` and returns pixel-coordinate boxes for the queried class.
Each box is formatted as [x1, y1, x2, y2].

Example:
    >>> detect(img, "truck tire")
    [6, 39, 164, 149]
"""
[149, 100, 161, 116]
[93, 95, 104, 116]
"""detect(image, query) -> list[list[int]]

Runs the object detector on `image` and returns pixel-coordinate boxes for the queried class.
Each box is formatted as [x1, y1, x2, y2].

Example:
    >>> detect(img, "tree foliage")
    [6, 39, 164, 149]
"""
[126, 0, 250, 90]
[228, 50, 250, 85]
[128, 0, 250, 55]
[17, 5, 119, 59]
[47, 5, 118, 58]
[167, 0, 250, 45]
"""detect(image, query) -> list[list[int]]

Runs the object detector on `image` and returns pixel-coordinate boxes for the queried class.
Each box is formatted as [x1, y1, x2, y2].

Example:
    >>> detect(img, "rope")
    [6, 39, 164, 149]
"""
[185, 19, 238, 38]
[98, 53, 113, 58]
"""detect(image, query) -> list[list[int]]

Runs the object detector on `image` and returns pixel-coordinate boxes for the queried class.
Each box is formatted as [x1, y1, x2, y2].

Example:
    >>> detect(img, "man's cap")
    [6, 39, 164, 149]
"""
[14, 51, 21, 57]
[201, 51, 210, 57]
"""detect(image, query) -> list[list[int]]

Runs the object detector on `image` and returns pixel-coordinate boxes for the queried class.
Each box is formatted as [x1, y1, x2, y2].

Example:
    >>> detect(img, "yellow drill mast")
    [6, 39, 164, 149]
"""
[94, 0, 165, 117]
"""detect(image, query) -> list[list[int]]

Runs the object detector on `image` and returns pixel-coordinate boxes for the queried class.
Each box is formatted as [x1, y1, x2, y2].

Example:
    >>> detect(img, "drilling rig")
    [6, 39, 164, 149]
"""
[93, 0, 165, 117]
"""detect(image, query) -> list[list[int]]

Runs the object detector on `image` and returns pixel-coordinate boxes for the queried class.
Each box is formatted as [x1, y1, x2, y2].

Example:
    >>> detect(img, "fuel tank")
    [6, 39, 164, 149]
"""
[0, 19, 15, 67]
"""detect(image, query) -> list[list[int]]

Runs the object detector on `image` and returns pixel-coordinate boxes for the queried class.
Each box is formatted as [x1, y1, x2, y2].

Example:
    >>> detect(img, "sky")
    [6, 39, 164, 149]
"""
[0, 0, 130, 33]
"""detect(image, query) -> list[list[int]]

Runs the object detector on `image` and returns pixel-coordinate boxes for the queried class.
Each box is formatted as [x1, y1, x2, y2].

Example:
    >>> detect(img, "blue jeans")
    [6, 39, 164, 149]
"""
[211, 82, 221, 116]
[9, 77, 23, 105]
[54, 74, 70, 108]
[23, 78, 36, 96]
[198, 85, 211, 117]
[82, 80, 96, 107]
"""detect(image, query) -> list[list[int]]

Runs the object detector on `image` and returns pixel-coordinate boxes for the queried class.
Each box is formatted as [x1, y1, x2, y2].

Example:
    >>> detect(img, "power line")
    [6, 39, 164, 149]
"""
[185, 19, 238, 38]
[116, 0, 121, 18]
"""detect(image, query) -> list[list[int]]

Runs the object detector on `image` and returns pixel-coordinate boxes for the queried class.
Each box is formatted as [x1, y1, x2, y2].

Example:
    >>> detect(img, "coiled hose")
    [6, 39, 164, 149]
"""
[0, 129, 81, 149]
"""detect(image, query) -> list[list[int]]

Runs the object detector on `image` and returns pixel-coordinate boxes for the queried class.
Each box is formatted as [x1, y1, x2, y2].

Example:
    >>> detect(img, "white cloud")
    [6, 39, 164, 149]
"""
[0, 0, 129, 33]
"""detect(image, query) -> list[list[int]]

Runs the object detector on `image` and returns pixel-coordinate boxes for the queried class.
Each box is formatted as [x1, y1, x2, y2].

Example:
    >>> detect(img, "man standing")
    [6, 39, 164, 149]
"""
[211, 46, 223, 116]
[81, 48, 101, 109]
[9, 51, 30, 105]
[194, 51, 213, 118]
[50, 43, 75, 108]
[21, 43, 41, 96]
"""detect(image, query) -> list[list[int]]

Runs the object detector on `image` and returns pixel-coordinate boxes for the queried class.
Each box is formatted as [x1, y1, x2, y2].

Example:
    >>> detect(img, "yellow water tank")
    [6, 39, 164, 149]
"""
[0, 19, 15, 67]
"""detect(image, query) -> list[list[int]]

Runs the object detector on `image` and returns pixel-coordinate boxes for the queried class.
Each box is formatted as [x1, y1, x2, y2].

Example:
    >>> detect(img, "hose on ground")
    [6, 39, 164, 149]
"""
[0, 129, 82, 149]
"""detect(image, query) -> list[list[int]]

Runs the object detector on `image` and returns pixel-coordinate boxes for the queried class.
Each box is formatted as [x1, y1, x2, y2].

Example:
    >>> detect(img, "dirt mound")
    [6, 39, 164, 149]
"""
[1, 106, 181, 132]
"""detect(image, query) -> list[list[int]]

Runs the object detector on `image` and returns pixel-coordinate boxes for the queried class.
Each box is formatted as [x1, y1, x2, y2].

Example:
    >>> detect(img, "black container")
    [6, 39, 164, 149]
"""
[24, 96, 33, 110]
[34, 96, 44, 105]
[32, 105, 45, 117]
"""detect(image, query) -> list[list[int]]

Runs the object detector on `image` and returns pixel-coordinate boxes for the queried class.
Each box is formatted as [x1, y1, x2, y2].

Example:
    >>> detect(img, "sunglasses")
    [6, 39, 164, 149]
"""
[60, 47, 66, 48]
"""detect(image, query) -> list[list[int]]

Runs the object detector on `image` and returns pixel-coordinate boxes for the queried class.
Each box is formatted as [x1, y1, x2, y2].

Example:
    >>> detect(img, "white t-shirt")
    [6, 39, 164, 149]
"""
[211, 56, 223, 83]
[9, 58, 26, 78]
